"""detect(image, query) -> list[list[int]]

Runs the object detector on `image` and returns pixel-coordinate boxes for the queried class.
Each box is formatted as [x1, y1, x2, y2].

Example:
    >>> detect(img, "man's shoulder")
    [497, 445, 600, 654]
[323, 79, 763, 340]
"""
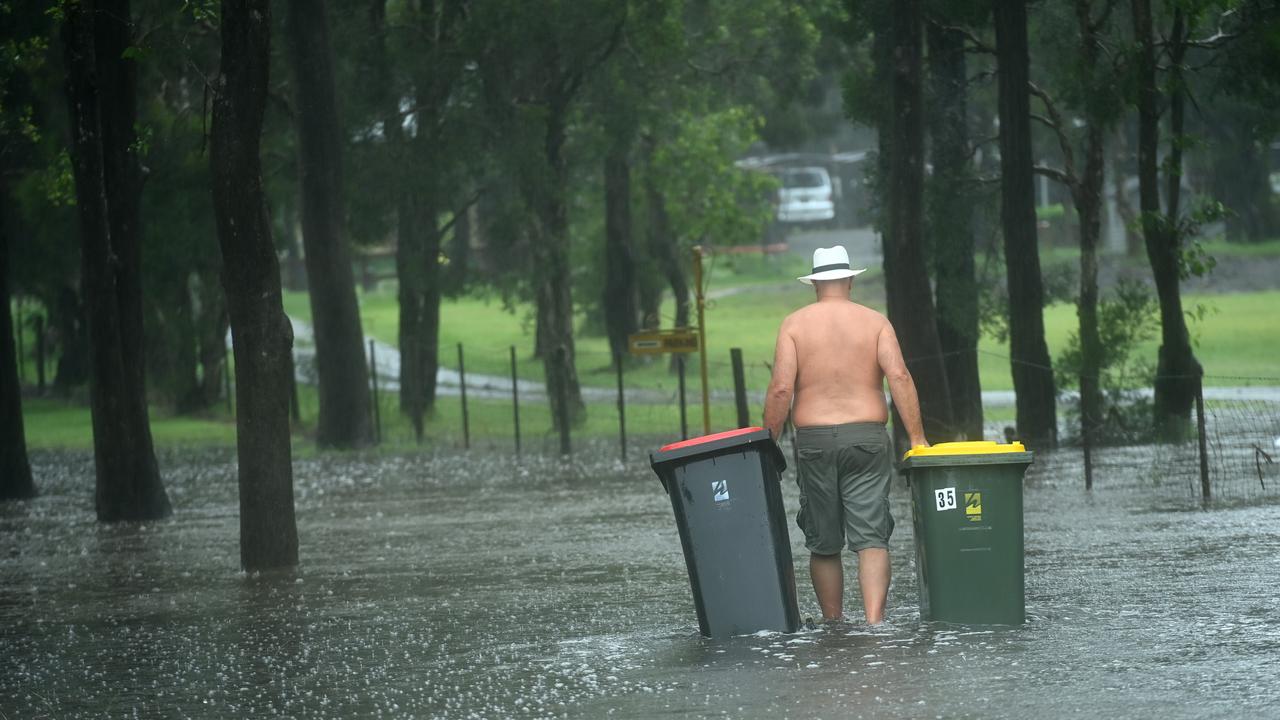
[849, 303, 889, 325]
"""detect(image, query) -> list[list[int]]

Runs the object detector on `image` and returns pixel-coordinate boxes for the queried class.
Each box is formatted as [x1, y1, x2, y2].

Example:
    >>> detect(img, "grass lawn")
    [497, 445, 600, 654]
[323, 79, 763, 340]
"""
[15, 246, 1279, 449]
[284, 282, 1280, 396]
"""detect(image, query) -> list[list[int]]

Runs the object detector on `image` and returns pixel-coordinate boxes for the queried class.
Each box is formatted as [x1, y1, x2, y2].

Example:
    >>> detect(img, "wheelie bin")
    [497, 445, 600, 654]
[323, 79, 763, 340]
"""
[650, 427, 800, 638]
[902, 441, 1034, 624]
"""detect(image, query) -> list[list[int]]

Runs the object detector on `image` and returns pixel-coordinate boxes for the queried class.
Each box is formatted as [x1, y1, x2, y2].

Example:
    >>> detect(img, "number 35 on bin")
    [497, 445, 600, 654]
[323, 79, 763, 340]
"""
[934, 487, 957, 511]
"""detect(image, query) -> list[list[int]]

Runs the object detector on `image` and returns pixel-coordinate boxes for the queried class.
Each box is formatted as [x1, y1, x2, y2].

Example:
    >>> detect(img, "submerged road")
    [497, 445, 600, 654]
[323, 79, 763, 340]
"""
[2, 444, 1278, 718]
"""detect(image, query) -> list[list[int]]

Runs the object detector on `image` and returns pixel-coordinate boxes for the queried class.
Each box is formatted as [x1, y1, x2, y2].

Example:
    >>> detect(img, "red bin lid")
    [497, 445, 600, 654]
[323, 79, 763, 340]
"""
[659, 426, 764, 452]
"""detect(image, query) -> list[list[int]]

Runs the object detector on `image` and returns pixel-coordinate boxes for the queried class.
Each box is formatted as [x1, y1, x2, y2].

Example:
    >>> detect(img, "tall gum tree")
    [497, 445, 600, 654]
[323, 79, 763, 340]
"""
[211, 0, 299, 571]
[284, 0, 373, 449]
[1, 184, 35, 500]
[925, 3, 984, 441]
[993, 0, 1057, 449]
[885, 0, 955, 441]
[61, 0, 171, 520]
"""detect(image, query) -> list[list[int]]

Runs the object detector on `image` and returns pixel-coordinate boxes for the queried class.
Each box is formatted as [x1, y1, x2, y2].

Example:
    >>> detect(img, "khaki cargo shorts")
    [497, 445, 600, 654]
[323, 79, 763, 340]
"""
[794, 422, 894, 554]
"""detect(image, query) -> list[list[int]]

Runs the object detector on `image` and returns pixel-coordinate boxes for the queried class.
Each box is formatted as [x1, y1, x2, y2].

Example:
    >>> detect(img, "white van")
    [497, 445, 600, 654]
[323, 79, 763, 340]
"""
[775, 166, 836, 224]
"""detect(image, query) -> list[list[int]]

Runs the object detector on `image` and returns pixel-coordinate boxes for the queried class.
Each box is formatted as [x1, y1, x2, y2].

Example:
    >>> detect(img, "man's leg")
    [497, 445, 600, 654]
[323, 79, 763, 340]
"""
[810, 552, 844, 620]
[856, 547, 890, 624]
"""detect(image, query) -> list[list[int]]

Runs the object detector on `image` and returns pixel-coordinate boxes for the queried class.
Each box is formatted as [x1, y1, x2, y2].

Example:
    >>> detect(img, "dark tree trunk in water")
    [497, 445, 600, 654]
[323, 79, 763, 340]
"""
[285, 0, 373, 449]
[993, 0, 1057, 448]
[926, 22, 983, 441]
[1068, 1, 1108, 454]
[1132, 0, 1199, 435]
[1075, 128, 1106, 453]
[1, 182, 36, 500]
[884, 0, 954, 441]
[62, 0, 171, 521]
[603, 141, 639, 363]
[211, 0, 299, 571]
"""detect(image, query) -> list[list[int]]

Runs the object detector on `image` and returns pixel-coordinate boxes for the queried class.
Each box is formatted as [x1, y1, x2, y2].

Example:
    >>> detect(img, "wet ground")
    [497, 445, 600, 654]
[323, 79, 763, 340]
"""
[2, 442, 1278, 719]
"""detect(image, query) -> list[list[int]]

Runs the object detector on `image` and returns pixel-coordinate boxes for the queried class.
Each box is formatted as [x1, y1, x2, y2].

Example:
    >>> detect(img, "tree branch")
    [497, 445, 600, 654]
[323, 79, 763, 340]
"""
[927, 19, 996, 55]
[1033, 165, 1072, 187]
[1028, 80, 1077, 182]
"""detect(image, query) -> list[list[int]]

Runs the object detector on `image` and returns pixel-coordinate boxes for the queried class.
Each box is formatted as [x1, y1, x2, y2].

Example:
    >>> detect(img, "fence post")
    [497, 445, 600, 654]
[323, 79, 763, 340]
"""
[1081, 374, 1093, 491]
[34, 314, 46, 395]
[288, 351, 300, 425]
[510, 345, 521, 456]
[616, 354, 627, 461]
[677, 354, 688, 440]
[369, 339, 381, 444]
[1196, 373, 1210, 502]
[731, 347, 749, 428]
[555, 346, 571, 456]
[458, 342, 470, 450]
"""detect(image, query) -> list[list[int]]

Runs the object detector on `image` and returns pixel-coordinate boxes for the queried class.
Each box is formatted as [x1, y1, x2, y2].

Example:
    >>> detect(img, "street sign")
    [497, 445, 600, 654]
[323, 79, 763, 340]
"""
[628, 329, 701, 355]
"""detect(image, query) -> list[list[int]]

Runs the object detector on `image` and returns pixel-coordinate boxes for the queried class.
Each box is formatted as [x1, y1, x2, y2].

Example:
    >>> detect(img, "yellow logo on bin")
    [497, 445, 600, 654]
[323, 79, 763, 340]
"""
[964, 492, 982, 523]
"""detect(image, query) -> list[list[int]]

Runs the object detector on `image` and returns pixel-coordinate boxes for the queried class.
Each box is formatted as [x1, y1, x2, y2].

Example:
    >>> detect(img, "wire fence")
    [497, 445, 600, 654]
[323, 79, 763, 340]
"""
[276, 336, 1280, 505]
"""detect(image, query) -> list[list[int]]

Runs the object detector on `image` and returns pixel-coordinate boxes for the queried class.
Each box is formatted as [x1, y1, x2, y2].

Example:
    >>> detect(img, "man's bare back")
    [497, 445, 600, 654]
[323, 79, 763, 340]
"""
[762, 288, 925, 447]
[784, 300, 890, 427]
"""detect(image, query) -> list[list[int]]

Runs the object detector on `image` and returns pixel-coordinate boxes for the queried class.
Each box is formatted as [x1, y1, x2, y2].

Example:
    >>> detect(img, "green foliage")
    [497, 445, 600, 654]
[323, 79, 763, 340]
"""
[650, 107, 777, 247]
[1055, 279, 1161, 444]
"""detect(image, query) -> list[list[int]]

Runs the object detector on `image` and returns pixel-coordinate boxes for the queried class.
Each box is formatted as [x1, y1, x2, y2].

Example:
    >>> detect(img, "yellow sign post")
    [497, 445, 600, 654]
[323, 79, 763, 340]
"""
[693, 246, 710, 435]
[625, 247, 712, 436]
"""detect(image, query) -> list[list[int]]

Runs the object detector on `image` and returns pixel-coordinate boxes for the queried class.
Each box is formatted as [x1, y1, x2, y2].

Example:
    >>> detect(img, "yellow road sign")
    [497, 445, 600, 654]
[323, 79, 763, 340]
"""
[628, 329, 701, 355]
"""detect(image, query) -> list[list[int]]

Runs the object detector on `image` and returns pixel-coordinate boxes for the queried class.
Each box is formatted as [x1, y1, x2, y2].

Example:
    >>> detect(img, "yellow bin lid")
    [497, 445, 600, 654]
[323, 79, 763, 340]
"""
[902, 440, 1026, 461]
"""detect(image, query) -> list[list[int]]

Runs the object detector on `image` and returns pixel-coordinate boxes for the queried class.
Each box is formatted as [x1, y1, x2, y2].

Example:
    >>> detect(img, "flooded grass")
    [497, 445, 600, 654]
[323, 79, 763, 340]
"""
[2, 443, 1279, 718]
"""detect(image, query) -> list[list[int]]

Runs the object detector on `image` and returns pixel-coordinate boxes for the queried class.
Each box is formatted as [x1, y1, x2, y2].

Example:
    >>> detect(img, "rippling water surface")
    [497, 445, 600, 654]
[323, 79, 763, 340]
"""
[2, 442, 1278, 718]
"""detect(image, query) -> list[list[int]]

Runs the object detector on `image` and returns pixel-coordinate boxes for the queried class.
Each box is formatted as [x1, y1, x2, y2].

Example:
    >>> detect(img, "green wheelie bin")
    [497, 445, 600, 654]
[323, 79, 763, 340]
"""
[902, 441, 1034, 624]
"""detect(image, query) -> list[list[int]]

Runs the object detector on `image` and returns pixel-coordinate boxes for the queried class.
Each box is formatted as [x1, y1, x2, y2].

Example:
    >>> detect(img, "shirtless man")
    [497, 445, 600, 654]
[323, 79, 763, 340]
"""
[763, 245, 928, 624]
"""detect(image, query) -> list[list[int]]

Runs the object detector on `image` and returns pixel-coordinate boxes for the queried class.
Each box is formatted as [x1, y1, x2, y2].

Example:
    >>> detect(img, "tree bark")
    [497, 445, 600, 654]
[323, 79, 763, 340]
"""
[536, 103, 585, 428]
[284, 0, 373, 449]
[62, 0, 171, 521]
[642, 163, 692, 371]
[1132, 0, 1200, 435]
[926, 22, 983, 441]
[1, 181, 36, 500]
[885, 0, 954, 441]
[603, 140, 639, 363]
[993, 0, 1057, 448]
[211, 0, 299, 571]
[1076, 125, 1106, 452]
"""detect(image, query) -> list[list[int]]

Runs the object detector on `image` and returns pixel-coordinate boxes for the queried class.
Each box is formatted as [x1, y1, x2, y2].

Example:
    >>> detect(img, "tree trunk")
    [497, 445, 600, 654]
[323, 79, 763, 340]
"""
[1, 181, 36, 500]
[195, 273, 229, 409]
[1132, 0, 1199, 436]
[211, 0, 299, 571]
[993, 0, 1057, 448]
[52, 284, 89, 393]
[926, 22, 983, 441]
[603, 140, 639, 363]
[1076, 126, 1106, 452]
[643, 167, 691, 372]
[285, 0, 373, 449]
[536, 104, 585, 429]
[62, 0, 171, 521]
[885, 0, 954, 441]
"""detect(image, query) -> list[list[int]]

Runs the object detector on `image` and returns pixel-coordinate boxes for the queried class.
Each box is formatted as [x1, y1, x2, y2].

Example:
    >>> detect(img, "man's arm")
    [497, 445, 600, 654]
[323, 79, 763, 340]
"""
[762, 321, 798, 439]
[877, 322, 929, 448]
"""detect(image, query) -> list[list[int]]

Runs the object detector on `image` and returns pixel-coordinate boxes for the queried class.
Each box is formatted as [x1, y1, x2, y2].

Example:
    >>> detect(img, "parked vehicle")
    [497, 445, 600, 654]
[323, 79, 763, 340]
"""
[775, 166, 836, 224]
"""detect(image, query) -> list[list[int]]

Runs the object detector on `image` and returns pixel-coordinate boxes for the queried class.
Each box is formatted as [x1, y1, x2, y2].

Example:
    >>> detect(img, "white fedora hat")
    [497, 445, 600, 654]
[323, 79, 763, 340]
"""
[797, 245, 867, 285]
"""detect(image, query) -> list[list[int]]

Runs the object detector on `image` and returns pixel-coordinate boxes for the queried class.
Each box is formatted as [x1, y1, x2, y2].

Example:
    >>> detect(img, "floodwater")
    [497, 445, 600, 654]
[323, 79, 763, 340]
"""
[2, 442, 1278, 719]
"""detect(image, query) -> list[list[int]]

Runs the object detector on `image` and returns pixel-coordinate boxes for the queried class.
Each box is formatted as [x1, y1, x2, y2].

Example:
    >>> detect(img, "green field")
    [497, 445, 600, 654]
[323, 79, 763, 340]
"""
[14, 249, 1280, 449]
